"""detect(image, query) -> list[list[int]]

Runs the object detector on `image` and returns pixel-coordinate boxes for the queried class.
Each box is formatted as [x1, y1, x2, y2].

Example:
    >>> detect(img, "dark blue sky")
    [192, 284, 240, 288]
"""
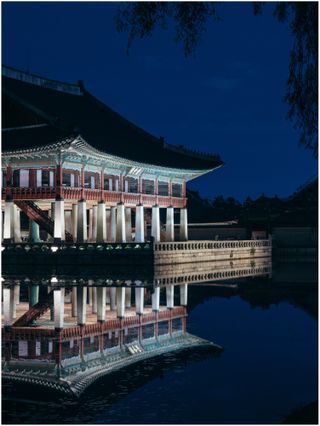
[2, 2, 317, 201]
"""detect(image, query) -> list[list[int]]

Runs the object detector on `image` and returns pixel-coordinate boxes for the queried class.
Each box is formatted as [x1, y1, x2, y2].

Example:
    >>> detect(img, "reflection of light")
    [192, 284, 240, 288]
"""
[51, 246, 58, 252]
[1, 246, 5, 251]
[51, 276, 58, 283]
[0, 277, 4, 282]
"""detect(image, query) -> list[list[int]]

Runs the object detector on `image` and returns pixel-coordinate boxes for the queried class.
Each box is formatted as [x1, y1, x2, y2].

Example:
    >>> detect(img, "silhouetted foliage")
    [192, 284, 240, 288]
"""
[116, 2, 318, 155]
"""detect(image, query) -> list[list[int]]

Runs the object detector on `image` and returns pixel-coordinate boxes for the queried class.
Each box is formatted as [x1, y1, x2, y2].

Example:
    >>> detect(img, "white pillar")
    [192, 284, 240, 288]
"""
[72, 204, 78, 242]
[135, 287, 144, 315]
[53, 288, 65, 330]
[3, 288, 14, 327]
[3, 199, 13, 241]
[29, 220, 40, 242]
[166, 284, 174, 309]
[97, 287, 106, 322]
[64, 210, 72, 234]
[110, 207, 116, 242]
[116, 203, 126, 243]
[125, 207, 132, 242]
[152, 287, 160, 311]
[151, 205, 160, 243]
[97, 201, 106, 243]
[13, 206, 21, 243]
[77, 200, 87, 243]
[180, 284, 188, 306]
[116, 287, 125, 318]
[166, 206, 174, 242]
[92, 287, 97, 314]
[125, 288, 131, 308]
[12, 284, 19, 319]
[110, 287, 116, 311]
[92, 205, 98, 242]
[135, 204, 145, 243]
[180, 208, 188, 241]
[77, 287, 86, 325]
[54, 199, 65, 242]
[71, 287, 77, 317]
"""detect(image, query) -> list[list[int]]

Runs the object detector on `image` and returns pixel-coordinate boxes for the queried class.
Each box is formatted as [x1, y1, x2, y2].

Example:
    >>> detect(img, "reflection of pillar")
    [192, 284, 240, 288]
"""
[116, 203, 126, 243]
[106, 209, 111, 241]
[3, 199, 13, 242]
[3, 288, 14, 327]
[64, 210, 72, 235]
[77, 287, 86, 326]
[97, 287, 106, 322]
[152, 287, 160, 311]
[125, 207, 132, 242]
[54, 288, 65, 330]
[97, 201, 106, 243]
[88, 208, 93, 241]
[92, 205, 98, 242]
[105, 287, 111, 304]
[92, 287, 97, 314]
[12, 285, 20, 319]
[166, 206, 174, 242]
[72, 204, 78, 242]
[135, 287, 144, 315]
[125, 288, 131, 308]
[54, 198, 65, 242]
[13, 206, 21, 243]
[116, 287, 125, 318]
[29, 220, 40, 242]
[110, 287, 116, 311]
[29, 285, 39, 308]
[71, 287, 77, 317]
[87, 287, 93, 305]
[180, 208, 188, 241]
[151, 205, 160, 242]
[135, 204, 144, 243]
[180, 284, 188, 306]
[110, 207, 116, 242]
[77, 200, 87, 243]
[166, 285, 174, 309]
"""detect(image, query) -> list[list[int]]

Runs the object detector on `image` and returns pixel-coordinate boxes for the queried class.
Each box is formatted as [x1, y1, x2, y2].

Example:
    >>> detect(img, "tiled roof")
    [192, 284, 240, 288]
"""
[2, 67, 223, 171]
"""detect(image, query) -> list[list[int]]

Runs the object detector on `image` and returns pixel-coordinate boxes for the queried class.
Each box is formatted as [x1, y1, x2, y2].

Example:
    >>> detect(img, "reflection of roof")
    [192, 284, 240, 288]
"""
[2, 66, 223, 171]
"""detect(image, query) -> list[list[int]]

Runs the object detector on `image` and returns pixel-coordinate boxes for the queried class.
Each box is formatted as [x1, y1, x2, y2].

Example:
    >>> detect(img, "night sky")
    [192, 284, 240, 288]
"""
[2, 2, 317, 201]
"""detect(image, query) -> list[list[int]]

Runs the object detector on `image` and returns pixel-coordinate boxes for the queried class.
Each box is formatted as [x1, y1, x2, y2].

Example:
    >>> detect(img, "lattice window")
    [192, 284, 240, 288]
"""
[158, 181, 169, 196]
[172, 183, 182, 197]
[143, 179, 154, 195]
[128, 177, 138, 193]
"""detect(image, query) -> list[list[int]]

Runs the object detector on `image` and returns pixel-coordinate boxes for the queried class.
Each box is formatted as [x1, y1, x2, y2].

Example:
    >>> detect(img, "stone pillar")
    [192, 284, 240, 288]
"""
[92, 287, 97, 314]
[29, 285, 39, 308]
[77, 287, 86, 326]
[110, 207, 117, 242]
[13, 206, 21, 243]
[135, 287, 144, 315]
[152, 287, 160, 311]
[13, 284, 20, 318]
[125, 207, 132, 242]
[54, 198, 65, 242]
[97, 287, 106, 322]
[3, 199, 13, 242]
[106, 287, 111, 304]
[116, 287, 125, 318]
[125, 288, 131, 308]
[29, 220, 40, 242]
[166, 206, 174, 242]
[166, 284, 174, 309]
[88, 208, 93, 241]
[151, 205, 160, 243]
[180, 284, 188, 306]
[72, 204, 78, 242]
[92, 205, 98, 242]
[97, 201, 106, 243]
[3, 288, 14, 327]
[77, 200, 87, 243]
[135, 204, 145, 243]
[116, 203, 126, 243]
[110, 287, 117, 311]
[53, 288, 65, 330]
[71, 287, 77, 317]
[64, 210, 72, 234]
[180, 208, 188, 241]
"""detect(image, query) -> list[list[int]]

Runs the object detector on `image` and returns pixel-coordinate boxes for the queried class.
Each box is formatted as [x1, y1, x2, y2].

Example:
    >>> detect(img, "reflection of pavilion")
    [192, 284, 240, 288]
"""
[2, 283, 221, 396]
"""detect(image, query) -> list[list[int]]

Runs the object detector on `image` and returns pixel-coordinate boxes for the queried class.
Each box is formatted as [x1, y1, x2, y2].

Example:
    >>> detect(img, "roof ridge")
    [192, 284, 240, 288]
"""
[2, 65, 83, 96]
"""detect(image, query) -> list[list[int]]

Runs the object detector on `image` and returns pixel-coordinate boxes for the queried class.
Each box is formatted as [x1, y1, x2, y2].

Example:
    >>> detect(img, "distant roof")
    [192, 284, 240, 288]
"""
[2, 65, 223, 171]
